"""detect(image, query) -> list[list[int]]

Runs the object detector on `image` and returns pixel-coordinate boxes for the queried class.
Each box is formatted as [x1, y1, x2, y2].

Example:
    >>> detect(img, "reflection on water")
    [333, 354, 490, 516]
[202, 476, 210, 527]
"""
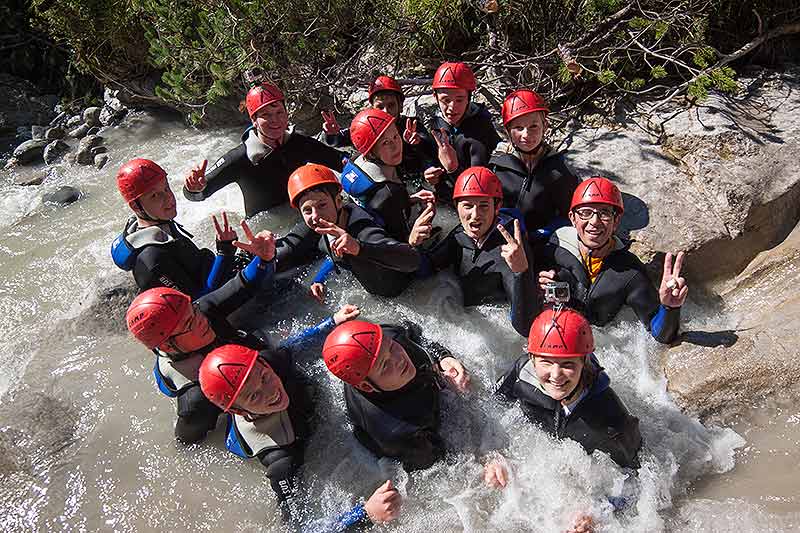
[0, 113, 795, 531]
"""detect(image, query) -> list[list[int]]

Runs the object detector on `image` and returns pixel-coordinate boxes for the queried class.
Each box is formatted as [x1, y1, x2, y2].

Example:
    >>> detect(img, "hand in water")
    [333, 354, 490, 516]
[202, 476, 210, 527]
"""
[313, 219, 360, 257]
[184, 159, 207, 192]
[483, 456, 509, 489]
[309, 282, 326, 303]
[432, 128, 458, 173]
[403, 118, 421, 145]
[659, 251, 688, 307]
[233, 220, 275, 261]
[498, 219, 529, 273]
[408, 202, 435, 246]
[333, 304, 360, 325]
[566, 513, 595, 533]
[364, 480, 402, 524]
[321, 111, 340, 136]
[439, 356, 470, 392]
[211, 212, 236, 242]
[424, 166, 445, 186]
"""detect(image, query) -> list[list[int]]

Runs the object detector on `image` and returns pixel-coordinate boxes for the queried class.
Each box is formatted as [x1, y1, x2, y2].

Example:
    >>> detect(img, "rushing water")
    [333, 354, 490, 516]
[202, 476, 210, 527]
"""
[0, 113, 797, 532]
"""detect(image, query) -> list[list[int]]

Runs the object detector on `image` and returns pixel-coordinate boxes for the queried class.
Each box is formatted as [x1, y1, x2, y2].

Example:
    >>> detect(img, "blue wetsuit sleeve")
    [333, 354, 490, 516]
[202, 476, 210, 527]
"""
[199, 254, 227, 296]
[242, 256, 275, 285]
[312, 257, 337, 284]
[649, 304, 681, 344]
[279, 316, 336, 354]
[299, 502, 370, 533]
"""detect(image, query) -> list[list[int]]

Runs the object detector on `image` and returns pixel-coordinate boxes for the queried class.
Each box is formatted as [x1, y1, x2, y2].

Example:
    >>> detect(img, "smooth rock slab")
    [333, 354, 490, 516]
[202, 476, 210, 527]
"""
[43, 186, 81, 206]
[12, 139, 47, 165]
[43, 140, 69, 165]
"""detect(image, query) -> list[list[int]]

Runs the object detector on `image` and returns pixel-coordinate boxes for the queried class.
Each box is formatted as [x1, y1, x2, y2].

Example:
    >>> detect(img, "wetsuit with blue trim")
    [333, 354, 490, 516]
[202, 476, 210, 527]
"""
[421, 212, 539, 337]
[421, 102, 502, 201]
[184, 126, 346, 217]
[488, 144, 581, 243]
[111, 216, 246, 299]
[540, 226, 681, 343]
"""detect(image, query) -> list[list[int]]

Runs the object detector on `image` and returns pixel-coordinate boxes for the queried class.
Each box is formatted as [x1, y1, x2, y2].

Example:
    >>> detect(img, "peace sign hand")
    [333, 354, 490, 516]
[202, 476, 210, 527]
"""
[659, 251, 688, 307]
[432, 128, 458, 173]
[185, 159, 208, 192]
[497, 219, 529, 273]
[403, 118, 421, 145]
[233, 220, 276, 261]
[408, 201, 436, 246]
[212, 212, 237, 242]
[313, 218, 361, 257]
[321, 111, 340, 136]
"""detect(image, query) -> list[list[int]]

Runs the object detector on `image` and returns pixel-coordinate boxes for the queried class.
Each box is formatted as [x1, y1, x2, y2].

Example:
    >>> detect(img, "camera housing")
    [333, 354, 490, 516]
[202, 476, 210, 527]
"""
[544, 281, 571, 304]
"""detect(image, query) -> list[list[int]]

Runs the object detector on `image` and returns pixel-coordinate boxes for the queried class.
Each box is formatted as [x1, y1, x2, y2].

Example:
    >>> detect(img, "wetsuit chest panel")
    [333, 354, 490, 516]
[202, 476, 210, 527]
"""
[229, 411, 296, 457]
[453, 232, 511, 306]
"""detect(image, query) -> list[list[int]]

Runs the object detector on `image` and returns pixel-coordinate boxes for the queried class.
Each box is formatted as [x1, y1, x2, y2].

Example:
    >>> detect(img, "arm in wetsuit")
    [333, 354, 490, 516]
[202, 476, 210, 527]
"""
[275, 220, 325, 272]
[183, 144, 248, 202]
[502, 238, 540, 337]
[417, 226, 460, 277]
[351, 220, 421, 273]
[625, 270, 680, 343]
[323, 128, 352, 149]
[195, 256, 275, 319]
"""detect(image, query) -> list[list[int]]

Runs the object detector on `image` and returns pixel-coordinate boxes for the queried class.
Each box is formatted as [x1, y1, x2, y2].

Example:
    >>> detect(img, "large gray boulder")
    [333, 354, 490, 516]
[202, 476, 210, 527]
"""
[12, 139, 48, 165]
[43, 140, 69, 165]
[83, 106, 101, 127]
[76, 135, 103, 165]
[43, 185, 81, 206]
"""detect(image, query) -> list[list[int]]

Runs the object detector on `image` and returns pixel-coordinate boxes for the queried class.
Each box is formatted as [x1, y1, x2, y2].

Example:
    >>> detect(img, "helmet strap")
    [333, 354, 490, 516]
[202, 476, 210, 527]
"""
[132, 199, 173, 225]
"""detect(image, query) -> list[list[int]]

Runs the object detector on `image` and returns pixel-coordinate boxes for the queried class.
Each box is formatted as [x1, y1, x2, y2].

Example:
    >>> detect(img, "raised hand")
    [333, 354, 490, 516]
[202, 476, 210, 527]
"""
[364, 480, 402, 524]
[497, 219, 529, 273]
[321, 110, 340, 136]
[659, 251, 688, 308]
[313, 218, 360, 257]
[309, 282, 326, 303]
[432, 128, 458, 173]
[212, 212, 237, 242]
[409, 189, 435, 204]
[184, 159, 208, 192]
[408, 202, 435, 246]
[423, 166, 445, 186]
[439, 356, 470, 392]
[232, 220, 276, 261]
[333, 304, 360, 325]
[403, 118, 421, 145]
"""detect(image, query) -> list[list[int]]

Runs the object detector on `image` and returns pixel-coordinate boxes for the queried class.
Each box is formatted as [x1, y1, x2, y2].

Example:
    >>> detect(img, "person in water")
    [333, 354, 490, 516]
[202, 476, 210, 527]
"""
[340, 107, 436, 245]
[113, 158, 245, 298]
[323, 319, 469, 470]
[198, 343, 401, 530]
[183, 81, 346, 217]
[422, 166, 539, 337]
[538, 177, 688, 343]
[276, 163, 422, 300]
[421, 62, 502, 201]
[489, 89, 581, 240]
[321, 74, 431, 176]
[484, 307, 642, 532]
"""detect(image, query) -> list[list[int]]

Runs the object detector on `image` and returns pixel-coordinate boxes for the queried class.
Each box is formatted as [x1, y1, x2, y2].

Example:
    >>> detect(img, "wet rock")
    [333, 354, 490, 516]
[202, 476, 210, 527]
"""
[94, 153, 109, 169]
[15, 126, 32, 142]
[4, 157, 17, 170]
[63, 152, 76, 165]
[12, 139, 47, 165]
[76, 134, 102, 165]
[65, 114, 82, 128]
[45, 126, 65, 140]
[83, 106, 101, 126]
[49, 111, 67, 127]
[90, 145, 107, 157]
[31, 125, 46, 140]
[86, 126, 101, 136]
[67, 123, 89, 138]
[43, 140, 69, 165]
[43, 185, 81, 206]
[76, 275, 138, 334]
[14, 174, 45, 186]
[0, 74, 56, 131]
[99, 105, 127, 126]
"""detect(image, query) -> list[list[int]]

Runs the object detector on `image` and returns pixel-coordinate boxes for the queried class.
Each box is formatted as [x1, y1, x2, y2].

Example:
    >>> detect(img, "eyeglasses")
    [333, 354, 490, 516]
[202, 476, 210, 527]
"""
[573, 207, 617, 222]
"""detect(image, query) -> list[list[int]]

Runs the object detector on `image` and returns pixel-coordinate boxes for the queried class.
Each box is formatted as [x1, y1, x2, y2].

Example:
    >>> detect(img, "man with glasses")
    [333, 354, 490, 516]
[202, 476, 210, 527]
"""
[538, 177, 688, 343]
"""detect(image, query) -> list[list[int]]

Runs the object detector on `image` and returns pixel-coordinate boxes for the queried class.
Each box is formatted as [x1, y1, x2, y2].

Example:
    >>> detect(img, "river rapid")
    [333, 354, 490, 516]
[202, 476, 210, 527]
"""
[0, 113, 797, 532]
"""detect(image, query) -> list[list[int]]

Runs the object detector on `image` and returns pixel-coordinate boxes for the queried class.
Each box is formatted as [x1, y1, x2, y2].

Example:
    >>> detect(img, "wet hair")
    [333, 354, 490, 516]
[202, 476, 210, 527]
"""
[579, 354, 599, 390]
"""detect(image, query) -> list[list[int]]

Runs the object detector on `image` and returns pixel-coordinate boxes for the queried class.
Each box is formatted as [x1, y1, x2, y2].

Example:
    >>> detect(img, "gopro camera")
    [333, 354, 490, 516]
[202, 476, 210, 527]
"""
[242, 67, 265, 88]
[544, 281, 571, 304]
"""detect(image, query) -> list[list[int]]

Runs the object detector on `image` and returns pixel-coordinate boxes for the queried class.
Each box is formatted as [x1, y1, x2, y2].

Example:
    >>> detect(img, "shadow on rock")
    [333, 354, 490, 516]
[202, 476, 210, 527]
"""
[676, 329, 739, 348]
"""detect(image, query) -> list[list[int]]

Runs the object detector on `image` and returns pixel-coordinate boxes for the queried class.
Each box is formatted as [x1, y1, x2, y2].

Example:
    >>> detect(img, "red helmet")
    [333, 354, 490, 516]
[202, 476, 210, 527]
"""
[245, 82, 285, 119]
[350, 108, 396, 155]
[570, 177, 624, 214]
[528, 308, 594, 358]
[452, 166, 503, 201]
[501, 89, 549, 126]
[322, 321, 383, 387]
[287, 163, 341, 208]
[199, 344, 260, 412]
[432, 62, 476, 92]
[126, 287, 192, 349]
[117, 158, 167, 204]
[368, 75, 404, 101]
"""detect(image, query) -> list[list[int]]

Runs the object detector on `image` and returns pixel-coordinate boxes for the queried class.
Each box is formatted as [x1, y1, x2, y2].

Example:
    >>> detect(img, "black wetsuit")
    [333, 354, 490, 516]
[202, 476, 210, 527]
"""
[422, 213, 539, 337]
[421, 103, 502, 201]
[489, 148, 581, 236]
[343, 322, 449, 471]
[497, 355, 642, 469]
[540, 227, 680, 343]
[184, 126, 346, 217]
[347, 156, 415, 242]
[276, 203, 422, 297]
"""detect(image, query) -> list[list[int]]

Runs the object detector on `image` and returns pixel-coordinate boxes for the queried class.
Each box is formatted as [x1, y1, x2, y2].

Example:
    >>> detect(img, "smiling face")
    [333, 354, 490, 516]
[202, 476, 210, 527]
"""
[232, 358, 290, 416]
[298, 188, 341, 230]
[158, 305, 216, 355]
[134, 177, 177, 221]
[532, 354, 585, 402]
[568, 202, 621, 250]
[456, 196, 500, 242]
[507, 111, 547, 153]
[436, 88, 469, 125]
[364, 334, 416, 392]
[252, 101, 289, 142]
[370, 122, 403, 166]
[371, 92, 401, 118]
